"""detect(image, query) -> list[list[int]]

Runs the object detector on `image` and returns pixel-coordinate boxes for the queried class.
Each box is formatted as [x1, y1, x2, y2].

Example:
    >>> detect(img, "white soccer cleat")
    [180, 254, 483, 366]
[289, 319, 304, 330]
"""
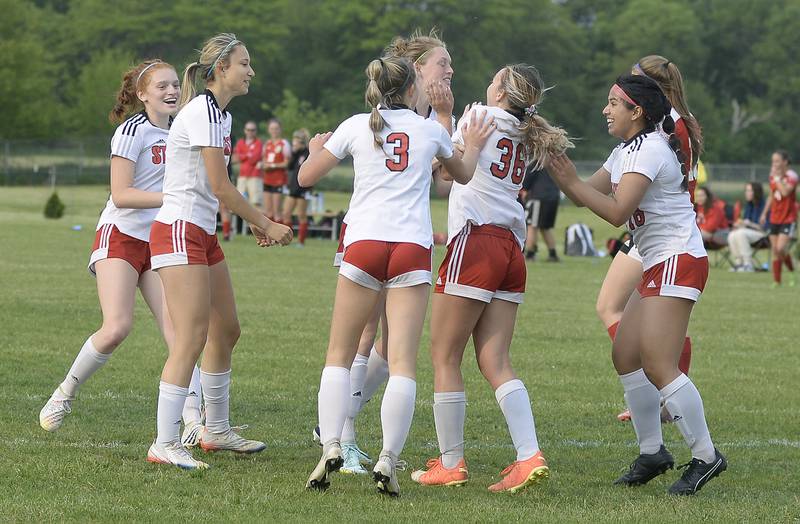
[39, 390, 74, 432]
[199, 427, 267, 454]
[147, 441, 209, 470]
[181, 421, 204, 448]
[340, 443, 368, 475]
[373, 452, 401, 497]
[306, 441, 344, 490]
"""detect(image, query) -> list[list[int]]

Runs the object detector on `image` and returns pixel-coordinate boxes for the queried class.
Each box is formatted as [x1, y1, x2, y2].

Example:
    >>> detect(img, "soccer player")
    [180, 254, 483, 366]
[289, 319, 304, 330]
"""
[548, 74, 726, 496]
[301, 55, 495, 496]
[596, 56, 702, 422]
[38, 60, 205, 436]
[281, 129, 311, 246]
[262, 118, 291, 222]
[760, 150, 798, 287]
[146, 33, 292, 470]
[412, 64, 572, 493]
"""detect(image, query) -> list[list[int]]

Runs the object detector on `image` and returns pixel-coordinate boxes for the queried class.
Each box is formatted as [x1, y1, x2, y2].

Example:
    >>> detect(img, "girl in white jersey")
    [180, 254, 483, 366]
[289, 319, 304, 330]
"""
[596, 56, 704, 423]
[38, 60, 207, 435]
[319, 29, 458, 476]
[146, 34, 293, 470]
[301, 56, 494, 496]
[412, 64, 572, 493]
[548, 74, 726, 496]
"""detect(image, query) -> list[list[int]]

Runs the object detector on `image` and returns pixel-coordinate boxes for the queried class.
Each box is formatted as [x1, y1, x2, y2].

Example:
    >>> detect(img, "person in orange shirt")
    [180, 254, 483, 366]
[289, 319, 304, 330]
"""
[694, 186, 729, 246]
[262, 118, 291, 222]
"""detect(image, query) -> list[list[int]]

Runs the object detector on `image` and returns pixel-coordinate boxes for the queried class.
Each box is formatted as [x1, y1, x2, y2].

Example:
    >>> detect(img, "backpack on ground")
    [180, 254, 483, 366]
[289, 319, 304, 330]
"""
[564, 223, 598, 256]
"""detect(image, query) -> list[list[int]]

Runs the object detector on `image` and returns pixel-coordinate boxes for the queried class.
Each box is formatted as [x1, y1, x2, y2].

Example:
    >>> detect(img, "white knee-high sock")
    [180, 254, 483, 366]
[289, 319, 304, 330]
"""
[361, 347, 389, 407]
[156, 381, 188, 444]
[620, 369, 663, 455]
[341, 354, 369, 444]
[380, 376, 416, 457]
[318, 366, 350, 446]
[182, 365, 203, 425]
[660, 374, 716, 463]
[58, 337, 110, 398]
[495, 379, 539, 461]
[200, 369, 231, 434]
[433, 391, 466, 468]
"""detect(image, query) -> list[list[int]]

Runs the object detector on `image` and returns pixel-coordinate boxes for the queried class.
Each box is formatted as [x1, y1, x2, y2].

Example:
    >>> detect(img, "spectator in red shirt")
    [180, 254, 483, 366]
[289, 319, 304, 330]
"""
[695, 186, 729, 246]
[233, 121, 264, 212]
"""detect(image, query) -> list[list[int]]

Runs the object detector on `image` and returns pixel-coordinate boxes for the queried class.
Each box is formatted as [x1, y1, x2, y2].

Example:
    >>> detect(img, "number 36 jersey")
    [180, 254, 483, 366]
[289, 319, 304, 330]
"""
[603, 130, 705, 270]
[96, 112, 169, 241]
[325, 108, 453, 249]
[448, 105, 527, 250]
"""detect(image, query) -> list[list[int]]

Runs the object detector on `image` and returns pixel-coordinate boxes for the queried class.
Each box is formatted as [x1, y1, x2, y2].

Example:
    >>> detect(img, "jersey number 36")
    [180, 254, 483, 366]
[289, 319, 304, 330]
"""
[490, 138, 525, 184]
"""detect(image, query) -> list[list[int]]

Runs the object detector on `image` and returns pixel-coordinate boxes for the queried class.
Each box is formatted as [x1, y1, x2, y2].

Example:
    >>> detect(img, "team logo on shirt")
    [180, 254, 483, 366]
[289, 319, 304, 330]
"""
[223, 136, 232, 156]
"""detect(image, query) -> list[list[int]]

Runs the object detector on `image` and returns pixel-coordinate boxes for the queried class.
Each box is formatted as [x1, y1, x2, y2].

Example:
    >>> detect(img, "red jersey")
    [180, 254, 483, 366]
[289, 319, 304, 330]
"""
[769, 169, 798, 225]
[262, 138, 291, 187]
[234, 137, 262, 178]
[695, 200, 728, 233]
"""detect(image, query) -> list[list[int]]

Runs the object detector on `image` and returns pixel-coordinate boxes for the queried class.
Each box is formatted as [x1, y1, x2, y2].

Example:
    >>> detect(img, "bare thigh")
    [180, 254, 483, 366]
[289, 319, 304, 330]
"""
[383, 285, 430, 379]
[92, 258, 141, 353]
[472, 298, 518, 390]
[596, 250, 642, 329]
[138, 269, 174, 351]
[326, 276, 381, 368]
[202, 260, 241, 373]
[357, 289, 386, 357]
[429, 293, 485, 391]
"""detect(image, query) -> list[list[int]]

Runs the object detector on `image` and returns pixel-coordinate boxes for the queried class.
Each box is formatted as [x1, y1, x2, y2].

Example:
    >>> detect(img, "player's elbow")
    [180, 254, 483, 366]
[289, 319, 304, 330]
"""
[298, 166, 313, 188]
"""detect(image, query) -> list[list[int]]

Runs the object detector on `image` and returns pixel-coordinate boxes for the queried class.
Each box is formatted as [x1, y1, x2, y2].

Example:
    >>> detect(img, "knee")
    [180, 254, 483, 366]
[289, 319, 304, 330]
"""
[476, 354, 512, 384]
[224, 320, 241, 348]
[99, 319, 133, 348]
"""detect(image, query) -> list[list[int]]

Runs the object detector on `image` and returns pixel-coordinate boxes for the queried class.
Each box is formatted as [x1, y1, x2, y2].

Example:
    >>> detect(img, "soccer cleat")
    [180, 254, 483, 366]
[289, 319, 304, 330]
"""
[147, 441, 209, 470]
[668, 449, 727, 496]
[373, 452, 401, 497]
[306, 441, 344, 490]
[181, 421, 204, 448]
[546, 254, 561, 263]
[788, 273, 796, 287]
[351, 442, 373, 465]
[614, 445, 674, 486]
[411, 457, 469, 486]
[312, 425, 322, 446]
[39, 389, 74, 432]
[199, 427, 266, 454]
[488, 451, 549, 493]
[617, 409, 631, 422]
[340, 443, 368, 475]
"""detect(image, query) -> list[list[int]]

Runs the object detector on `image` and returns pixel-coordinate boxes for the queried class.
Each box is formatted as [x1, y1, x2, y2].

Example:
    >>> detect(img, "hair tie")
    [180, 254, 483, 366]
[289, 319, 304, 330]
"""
[663, 60, 671, 68]
[524, 104, 538, 118]
[136, 61, 162, 87]
[206, 39, 240, 79]
[633, 63, 654, 81]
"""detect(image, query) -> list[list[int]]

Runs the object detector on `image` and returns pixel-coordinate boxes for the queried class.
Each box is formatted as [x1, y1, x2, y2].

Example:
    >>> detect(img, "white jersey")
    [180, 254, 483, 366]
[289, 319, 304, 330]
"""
[447, 106, 527, 249]
[156, 90, 232, 234]
[96, 113, 169, 241]
[603, 131, 705, 269]
[325, 108, 453, 248]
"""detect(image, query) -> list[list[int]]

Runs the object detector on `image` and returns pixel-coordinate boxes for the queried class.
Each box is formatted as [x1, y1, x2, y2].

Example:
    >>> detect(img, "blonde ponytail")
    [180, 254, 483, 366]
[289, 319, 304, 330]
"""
[363, 57, 415, 149]
[179, 33, 243, 108]
[179, 62, 203, 108]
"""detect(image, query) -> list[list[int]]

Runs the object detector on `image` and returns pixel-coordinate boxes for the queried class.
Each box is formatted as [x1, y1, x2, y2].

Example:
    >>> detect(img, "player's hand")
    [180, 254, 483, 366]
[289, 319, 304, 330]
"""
[546, 153, 578, 185]
[249, 224, 274, 247]
[309, 132, 332, 155]
[461, 109, 495, 151]
[265, 220, 293, 246]
[427, 80, 454, 116]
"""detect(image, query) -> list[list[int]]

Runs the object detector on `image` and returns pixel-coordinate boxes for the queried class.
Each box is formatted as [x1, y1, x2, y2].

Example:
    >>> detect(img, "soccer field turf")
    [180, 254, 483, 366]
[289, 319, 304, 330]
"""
[1, 186, 797, 522]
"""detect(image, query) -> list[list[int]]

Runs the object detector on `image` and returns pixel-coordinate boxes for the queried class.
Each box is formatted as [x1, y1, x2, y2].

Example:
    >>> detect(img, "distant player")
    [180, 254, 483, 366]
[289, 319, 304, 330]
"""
[412, 64, 572, 493]
[281, 129, 311, 246]
[760, 150, 797, 287]
[548, 74, 726, 496]
[301, 55, 494, 496]
[146, 33, 292, 470]
[38, 60, 204, 436]
[596, 56, 702, 422]
[262, 118, 291, 222]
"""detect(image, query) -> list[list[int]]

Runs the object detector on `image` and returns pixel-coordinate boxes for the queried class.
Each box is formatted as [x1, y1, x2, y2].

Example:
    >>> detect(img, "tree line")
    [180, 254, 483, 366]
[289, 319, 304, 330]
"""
[2, 0, 798, 163]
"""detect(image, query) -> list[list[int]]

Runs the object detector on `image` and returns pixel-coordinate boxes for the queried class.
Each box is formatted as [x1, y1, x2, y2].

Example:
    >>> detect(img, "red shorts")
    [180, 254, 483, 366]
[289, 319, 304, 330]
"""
[88, 224, 151, 275]
[340, 240, 432, 291]
[435, 223, 526, 304]
[333, 222, 347, 267]
[637, 253, 708, 302]
[149, 220, 225, 270]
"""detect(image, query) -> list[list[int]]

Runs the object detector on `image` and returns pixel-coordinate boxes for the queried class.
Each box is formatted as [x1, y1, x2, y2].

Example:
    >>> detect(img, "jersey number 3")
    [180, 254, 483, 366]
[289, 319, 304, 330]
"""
[490, 138, 525, 184]
[386, 132, 409, 172]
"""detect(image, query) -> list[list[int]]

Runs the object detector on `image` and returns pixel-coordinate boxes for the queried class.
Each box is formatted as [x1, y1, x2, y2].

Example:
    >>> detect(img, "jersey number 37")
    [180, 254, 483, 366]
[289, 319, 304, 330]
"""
[490, 138, 525, 184]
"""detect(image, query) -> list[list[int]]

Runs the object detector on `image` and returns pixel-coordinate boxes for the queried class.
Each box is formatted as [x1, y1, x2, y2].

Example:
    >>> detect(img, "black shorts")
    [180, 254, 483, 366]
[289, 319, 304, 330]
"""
[769, 222, 796, 236]
[287, 187, 309, 199]
[263, 184, 284, 194]
[525, 198, 559, 229]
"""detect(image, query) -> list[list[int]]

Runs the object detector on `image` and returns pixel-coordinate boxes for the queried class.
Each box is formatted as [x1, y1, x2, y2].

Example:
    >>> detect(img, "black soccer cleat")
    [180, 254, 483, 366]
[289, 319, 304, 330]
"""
[668, 448, 727, 496]
[614, 445, 675, 486]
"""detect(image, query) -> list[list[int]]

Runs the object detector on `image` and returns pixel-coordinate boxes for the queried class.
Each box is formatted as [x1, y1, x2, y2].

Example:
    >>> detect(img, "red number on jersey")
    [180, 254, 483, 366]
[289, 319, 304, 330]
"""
[385, 132, 409, 172]
[511, 143, 526, 184]
[151, 145, 166, 164]
[490, 138, 514, 179]
[628, 208, 646, 230]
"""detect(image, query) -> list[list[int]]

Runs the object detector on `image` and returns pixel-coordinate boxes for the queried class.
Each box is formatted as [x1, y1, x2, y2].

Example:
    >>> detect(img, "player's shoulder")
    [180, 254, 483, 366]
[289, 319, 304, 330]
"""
[786, 169, 799, 183]
[115, 112, 149, 138]
[180, 91, 226, 124]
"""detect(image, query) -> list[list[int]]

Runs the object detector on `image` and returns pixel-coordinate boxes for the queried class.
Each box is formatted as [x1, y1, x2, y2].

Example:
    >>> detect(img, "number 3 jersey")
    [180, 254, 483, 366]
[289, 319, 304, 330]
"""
[324, 108, 453, 248]
[603, 130, 705, 270]
[448, 105, 527, 250]
[97, 112, 169, 241]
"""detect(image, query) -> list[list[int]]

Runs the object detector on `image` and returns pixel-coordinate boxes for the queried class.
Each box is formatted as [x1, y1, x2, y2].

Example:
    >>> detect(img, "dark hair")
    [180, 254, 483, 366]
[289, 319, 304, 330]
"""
[616, 74, 688, 190]
[774, 149, 791, 164]
[747, 182, 763, 205]
[697, 185, 714, 211]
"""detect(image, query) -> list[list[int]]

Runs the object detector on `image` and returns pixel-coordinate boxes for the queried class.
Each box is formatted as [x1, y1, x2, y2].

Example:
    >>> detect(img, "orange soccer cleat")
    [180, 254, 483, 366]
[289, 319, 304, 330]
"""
[411, 457, 469, 487]
[617, 409, 632, 422]
[488, 451, 549, 493]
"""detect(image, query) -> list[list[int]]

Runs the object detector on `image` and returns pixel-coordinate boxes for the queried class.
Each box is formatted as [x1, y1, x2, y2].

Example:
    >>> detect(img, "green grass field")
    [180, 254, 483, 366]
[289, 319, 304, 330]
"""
[1, 186, 798, 522]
